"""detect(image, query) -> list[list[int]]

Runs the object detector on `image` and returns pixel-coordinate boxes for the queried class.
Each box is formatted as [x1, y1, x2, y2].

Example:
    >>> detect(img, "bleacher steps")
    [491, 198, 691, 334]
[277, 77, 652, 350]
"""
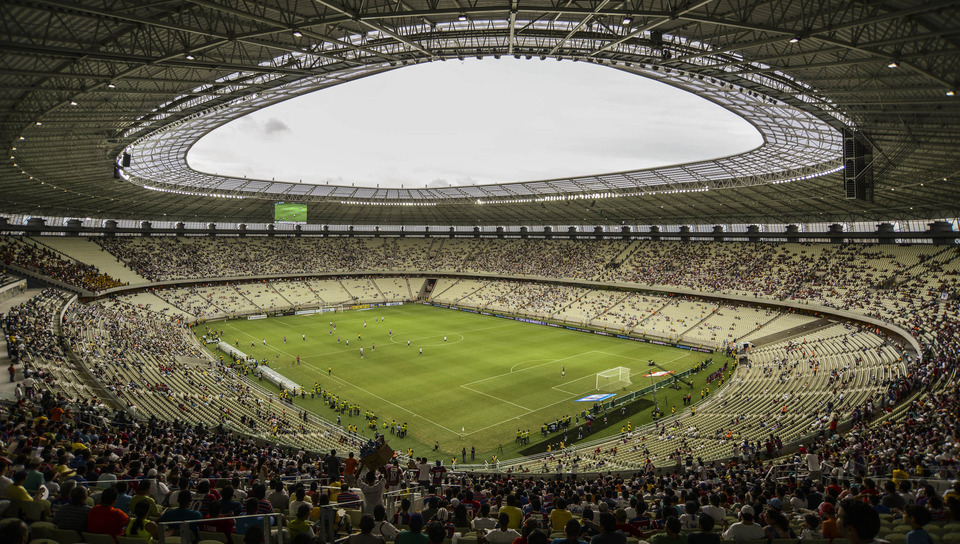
[748, 317, 835, 347]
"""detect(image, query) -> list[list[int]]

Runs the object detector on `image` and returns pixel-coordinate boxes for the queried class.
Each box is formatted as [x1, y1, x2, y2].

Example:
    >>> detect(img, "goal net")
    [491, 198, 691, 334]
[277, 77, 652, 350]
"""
[596, 367, 632, 391]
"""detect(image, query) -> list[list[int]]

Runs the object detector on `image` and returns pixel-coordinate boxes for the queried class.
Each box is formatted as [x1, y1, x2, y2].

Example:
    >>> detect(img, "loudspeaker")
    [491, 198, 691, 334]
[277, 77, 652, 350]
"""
[122, 153, 131, 167]
[843, 129, 873, 202]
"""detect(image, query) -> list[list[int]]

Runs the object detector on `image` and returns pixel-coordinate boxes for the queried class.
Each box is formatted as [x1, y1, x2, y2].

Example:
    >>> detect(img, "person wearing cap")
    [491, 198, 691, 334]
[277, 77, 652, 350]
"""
[721, 505, 764, 541]
[819, 502, 841, 540]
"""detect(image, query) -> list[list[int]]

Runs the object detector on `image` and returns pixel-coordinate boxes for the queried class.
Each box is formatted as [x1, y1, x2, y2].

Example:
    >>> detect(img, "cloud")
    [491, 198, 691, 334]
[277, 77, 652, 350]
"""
[426, 179, 452, 188]
[262, 118, 291, 135]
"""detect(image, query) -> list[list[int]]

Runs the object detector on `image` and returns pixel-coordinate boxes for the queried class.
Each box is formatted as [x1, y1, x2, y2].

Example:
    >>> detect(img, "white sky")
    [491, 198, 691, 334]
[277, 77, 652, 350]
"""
[188, 58, 762, 189]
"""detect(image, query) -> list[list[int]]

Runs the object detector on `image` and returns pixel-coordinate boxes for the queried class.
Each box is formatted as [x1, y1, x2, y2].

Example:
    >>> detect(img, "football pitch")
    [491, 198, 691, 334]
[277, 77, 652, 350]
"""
[198, 303, 729, 461]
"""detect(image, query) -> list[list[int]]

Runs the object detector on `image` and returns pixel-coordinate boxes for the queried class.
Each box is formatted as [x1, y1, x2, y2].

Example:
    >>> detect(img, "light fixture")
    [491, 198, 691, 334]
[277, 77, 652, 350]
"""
[35, 122, 42, 126]
[292, 29, 303, 37]
[789, 36, 801, 43]
[947, 90, 956, 96]
[185, 53, 196, 60]
[887, 60, 899, 68]
[106, 82, 116, 88]
[69, 100, 78, 106]
[458, 13, 467, 21]
[622, 16, 632, 24]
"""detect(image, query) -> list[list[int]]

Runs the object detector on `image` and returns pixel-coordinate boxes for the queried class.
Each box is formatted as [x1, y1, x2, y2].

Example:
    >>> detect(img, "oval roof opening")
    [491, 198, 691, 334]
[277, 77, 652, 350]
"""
[188, 58, 762, 189]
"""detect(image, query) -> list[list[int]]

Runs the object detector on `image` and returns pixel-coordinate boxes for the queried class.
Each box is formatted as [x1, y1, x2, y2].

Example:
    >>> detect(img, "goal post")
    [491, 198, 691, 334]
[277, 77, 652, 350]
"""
[596, 367, 632, 391]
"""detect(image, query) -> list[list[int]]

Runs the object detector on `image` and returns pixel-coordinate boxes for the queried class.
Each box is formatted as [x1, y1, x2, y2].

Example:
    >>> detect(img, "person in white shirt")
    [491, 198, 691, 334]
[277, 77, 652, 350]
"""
[701, 494, 727, 524]
[722, 506, 765, 541]
[806, 451, 822, 481]
[289, 487, 310, 518]
[358, 471, 386, 515]
[472, 503, 498, 530]
[372, 504, 400, 541]
[483, 513, 522, 544]
[417, 458, 431, 486]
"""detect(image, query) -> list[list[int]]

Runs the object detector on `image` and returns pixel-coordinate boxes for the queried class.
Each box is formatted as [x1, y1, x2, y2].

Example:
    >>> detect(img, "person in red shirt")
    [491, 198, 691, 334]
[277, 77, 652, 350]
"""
[344, 452, 359, 487]
[198, 499, 234, 540]
[87, 486, 129, 540]
[430, 460, 447, 485]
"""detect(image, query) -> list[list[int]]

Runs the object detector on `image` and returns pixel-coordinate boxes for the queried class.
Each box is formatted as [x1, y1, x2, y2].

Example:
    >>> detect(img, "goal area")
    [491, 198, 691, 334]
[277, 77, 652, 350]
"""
[596, 367, 632, 391]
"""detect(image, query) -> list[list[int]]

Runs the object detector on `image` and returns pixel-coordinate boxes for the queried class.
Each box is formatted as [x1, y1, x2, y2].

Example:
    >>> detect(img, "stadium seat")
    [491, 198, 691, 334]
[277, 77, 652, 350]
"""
[46, 528, 84, 544]
[892, 525, 912, 534]
[884, 534, 907, 544]
[345, 508, 363, 527]
[28, 521, 57, 539]
[19, 500, 51, 522]
[771, 539, 800, 544]
[943, 534, 960, 544]
[198, 530, 230, 543]
[232, 534, 246, 544]
[83, 532, 121, 544]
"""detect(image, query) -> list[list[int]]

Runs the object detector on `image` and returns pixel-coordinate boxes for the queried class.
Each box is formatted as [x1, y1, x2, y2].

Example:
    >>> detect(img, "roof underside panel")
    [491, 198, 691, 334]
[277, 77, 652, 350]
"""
[0, 0, 957, 225]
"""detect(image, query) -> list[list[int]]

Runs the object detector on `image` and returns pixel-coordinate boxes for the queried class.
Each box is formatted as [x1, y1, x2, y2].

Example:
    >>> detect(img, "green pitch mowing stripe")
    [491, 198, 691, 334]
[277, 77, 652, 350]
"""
[197, 303, 731, 462]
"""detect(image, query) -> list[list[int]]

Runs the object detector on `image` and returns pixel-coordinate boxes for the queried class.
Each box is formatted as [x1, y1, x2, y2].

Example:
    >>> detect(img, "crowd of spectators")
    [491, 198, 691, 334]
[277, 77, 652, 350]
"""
[0, 238, 959, 544]
[0, 387, 958, 544]
[0, 237, 125, 292]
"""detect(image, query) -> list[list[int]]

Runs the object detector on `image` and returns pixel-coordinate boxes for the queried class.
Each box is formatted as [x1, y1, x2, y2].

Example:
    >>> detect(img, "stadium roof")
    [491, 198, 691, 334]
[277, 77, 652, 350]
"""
[2, 0, 959, 226]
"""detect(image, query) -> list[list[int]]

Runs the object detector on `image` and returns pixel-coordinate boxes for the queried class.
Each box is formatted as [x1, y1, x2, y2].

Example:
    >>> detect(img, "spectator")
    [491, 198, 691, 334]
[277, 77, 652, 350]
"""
[721, 506, 763, 541]
[836, 498, 881, 544]
[590, 512, 627, 544]
[687, 515, 720, 544]
[52, 485, 92, 532]
[87, 486, 130, 539]
[903, 505, 934, 544]
[649, 516, 684, 544]
[125, 499, 159, 543]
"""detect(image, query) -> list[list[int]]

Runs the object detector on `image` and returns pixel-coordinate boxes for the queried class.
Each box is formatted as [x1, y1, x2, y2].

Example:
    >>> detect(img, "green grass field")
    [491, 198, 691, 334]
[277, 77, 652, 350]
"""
[274, 202, 307, 222]
[197, 304, 730, 462]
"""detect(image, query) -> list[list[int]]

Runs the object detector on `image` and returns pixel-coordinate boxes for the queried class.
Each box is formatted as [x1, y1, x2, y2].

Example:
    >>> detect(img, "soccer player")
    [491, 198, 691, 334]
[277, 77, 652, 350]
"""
[262, 338, 266, 346]
[328, 366, 332, 375]
[419, 347, 423, 355]
[444, 336, 447, 342]
[372, 343, 375, 351]
[562, 365, 565, 377]
[407, 340, 410, 346]
[360, 348, 363, 359]
[302, 334, 305, 341]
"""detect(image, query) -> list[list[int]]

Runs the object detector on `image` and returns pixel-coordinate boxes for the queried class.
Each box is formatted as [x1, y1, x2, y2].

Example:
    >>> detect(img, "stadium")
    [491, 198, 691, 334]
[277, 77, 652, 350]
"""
[0, 1, 958, 543]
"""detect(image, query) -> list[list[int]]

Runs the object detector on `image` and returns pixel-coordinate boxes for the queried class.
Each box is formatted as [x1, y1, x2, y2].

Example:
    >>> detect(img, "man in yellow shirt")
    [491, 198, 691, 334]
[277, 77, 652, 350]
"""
[498, 495, 523, 529]
[5, 471, 42, 502]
